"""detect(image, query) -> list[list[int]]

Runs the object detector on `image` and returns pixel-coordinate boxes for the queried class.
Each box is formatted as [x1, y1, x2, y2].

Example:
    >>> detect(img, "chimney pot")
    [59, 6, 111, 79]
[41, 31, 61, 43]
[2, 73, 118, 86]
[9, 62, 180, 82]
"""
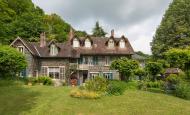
[40, 32, 46, 47]
[69, 27, 74, 40]
[111, 29, 114, 37]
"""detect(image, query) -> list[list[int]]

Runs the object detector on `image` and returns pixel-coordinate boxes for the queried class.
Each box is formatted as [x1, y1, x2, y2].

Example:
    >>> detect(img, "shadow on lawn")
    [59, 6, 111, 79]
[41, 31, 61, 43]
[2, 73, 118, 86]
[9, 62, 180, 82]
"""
[0, 80, 40, 115]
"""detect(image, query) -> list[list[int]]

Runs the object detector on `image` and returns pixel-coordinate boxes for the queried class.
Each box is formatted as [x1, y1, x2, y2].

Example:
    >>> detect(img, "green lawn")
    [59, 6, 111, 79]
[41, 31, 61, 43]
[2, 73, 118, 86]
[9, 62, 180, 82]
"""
[1, 84, 190, 115]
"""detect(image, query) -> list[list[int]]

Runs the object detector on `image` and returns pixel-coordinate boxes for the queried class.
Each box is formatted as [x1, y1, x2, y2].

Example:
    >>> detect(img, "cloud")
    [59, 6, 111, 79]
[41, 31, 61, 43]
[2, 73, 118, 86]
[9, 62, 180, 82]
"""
[32, 0, 171, 54]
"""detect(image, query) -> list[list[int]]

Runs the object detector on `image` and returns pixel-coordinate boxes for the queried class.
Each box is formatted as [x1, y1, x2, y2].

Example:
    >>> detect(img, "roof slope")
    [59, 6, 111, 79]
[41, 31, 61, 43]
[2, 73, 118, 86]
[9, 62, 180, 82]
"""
[12, 36, 134, 58]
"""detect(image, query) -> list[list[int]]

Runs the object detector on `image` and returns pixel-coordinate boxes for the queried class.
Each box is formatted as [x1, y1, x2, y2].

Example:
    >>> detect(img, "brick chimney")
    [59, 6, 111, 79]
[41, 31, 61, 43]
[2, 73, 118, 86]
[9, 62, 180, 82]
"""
[69, 27, 74, 40]
[40, 32, 46, 47]
[111, 29, 114, 37]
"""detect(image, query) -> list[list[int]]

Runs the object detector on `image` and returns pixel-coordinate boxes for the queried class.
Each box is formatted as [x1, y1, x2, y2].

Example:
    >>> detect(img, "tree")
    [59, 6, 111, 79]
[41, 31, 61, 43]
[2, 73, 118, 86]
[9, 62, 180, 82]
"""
[164, 48, 190, 79]
[0, 45, 27, 78]
[75, 30, 88, 37]
[145, 62, 163, 81]
[111, 58, 139, 81]
[92, 21, 107, 37]
[0, 0, 76, 44]
[135, 68, 146, 80]
[151, 0, 190, 58]
[43, 14, 70, 42]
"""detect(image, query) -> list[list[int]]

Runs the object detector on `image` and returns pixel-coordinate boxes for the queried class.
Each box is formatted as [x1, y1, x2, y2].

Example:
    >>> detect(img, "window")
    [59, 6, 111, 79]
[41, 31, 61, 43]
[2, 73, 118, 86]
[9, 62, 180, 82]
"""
[108, 39, 114, 48]
[41, 66, 48, 76]
[17, 46, 24, 53]
[93, 56, 98, 65]
[48, 67, 60, 79]
[90, 73, 99, 79]
[85, 39, 91, 48]
[119, 39, 125, 48]
[50, 44, 58, 56]
[105, 56, 110, 66]
[60, 67, 65, 80]
[73, 38, 79, 48]
[103, 73, 113, 80]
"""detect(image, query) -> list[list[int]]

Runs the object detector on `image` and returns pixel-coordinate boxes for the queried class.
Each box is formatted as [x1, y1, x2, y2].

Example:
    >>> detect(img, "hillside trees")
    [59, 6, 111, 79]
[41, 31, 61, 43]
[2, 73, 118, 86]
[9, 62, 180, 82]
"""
[0, 0, 87, 44]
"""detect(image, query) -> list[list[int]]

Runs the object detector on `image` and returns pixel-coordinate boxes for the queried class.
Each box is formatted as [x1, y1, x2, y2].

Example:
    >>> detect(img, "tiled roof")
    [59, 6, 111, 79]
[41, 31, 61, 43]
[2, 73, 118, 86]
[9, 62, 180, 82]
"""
[165, 68, 181, 74]
[12, 36, 134, 58]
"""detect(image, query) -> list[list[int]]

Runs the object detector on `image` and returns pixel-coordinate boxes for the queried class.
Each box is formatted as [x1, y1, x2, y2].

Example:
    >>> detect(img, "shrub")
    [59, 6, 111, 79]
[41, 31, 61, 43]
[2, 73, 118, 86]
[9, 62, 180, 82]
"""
[138, 80, 164, 90]
[27, 77, 37, 85]
[70, 89, 101, 99]
[107, 80, 127, 95]
[37, 76, 53, 85]
[85, 76, 108, 93]
[165, 74, 181, 91]
[175, 82, 190, 100]
[0, 45, 27, 78]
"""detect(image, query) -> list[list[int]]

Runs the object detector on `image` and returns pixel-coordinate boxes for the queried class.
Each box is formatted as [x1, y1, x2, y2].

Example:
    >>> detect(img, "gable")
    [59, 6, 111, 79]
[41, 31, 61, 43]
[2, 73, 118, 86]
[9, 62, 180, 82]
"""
[10, 37, 36, 55]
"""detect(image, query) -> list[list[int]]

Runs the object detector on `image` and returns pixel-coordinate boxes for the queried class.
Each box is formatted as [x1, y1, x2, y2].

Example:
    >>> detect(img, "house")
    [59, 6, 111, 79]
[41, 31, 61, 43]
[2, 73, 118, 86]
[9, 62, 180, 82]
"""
[132, 53, 147, 68]
[10, 29, 134, 85]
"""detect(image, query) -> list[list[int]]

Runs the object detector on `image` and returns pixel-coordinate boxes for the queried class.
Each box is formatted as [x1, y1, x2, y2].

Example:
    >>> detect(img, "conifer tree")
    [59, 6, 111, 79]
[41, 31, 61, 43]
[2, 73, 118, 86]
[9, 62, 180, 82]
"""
[151, 0, 190, 58]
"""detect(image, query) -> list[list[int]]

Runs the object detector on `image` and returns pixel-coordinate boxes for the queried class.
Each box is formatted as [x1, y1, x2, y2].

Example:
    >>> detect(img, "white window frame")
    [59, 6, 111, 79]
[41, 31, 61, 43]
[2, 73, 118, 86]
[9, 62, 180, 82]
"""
[85, 39, 91, 48]
[50, 44, 58, 56]
[41, 66, 65, 80]
[108, 39, 115, 48]
[17, 46, 25, 53]
[119, 39, 125, 48]
[105, 56, 110, 66]
[73, 38, 80, 48]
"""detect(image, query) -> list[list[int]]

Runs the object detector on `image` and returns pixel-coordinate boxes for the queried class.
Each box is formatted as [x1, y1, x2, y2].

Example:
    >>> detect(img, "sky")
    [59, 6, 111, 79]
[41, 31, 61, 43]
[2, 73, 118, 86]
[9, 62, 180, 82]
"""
[32, 0, 172, 54]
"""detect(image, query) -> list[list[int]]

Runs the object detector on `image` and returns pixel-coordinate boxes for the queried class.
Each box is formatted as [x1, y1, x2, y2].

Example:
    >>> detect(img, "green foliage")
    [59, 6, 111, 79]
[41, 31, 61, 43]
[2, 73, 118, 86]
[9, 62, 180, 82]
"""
[70, 89, 101, 99]
[135, 68, 146, 80]
[152, 0, 190, 58]
[43, 14, 70, 42]
[37, 76, 53, 85]
[164, 74, 182, 92]
[107, 80, 127, 95]
[164, 48, 190, 78]
[152, 0, 190, 57]
[75, 30, 88, 37]
[166, 74, 181, 85]
[0, 45, 27, 78]
[175, 81, 190, 100]
[145, 62, 163, 81]
[138, 80, 164, 90]
[92, 21, 107, 37]
[111, 58, 139, 81]
[0, 0, 73, 44]
[85, 76, 108, 93]
[25, 76, 53, 85]
[164, 48, 190, 69]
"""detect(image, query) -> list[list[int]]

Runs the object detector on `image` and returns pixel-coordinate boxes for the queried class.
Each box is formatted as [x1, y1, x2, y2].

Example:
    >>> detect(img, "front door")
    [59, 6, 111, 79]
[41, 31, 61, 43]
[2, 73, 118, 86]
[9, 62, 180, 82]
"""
[83, 74, 87, 83]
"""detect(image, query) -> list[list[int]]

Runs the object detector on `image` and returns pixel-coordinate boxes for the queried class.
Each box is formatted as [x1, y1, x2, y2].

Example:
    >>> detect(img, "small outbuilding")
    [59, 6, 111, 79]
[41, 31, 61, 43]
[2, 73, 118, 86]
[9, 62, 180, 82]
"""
[165, 68, 182, 77]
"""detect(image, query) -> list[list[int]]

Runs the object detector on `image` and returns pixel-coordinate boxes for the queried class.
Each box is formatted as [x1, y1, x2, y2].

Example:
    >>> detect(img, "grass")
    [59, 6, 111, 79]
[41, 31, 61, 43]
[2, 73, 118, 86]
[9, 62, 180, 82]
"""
[0, 81, 190, 115]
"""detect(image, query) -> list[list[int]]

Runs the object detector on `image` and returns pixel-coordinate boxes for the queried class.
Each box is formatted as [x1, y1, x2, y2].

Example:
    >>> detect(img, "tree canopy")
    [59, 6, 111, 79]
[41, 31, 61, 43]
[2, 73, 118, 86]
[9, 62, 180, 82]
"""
[111, 58, 139, 81]
[0, 45, 27, 78]
[92, 21, 107, 37]
[0, 0, 87, 44]
[151, 0, 190, 58]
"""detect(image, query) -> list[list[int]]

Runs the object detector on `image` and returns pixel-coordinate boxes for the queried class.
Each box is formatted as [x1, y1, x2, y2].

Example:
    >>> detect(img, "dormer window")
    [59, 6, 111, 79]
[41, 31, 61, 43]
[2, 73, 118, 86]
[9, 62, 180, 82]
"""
[50, 44, 58, 56]
[108, 39, 115, 48]
[119, 39, 125, 48]
[85, 39, 91, 48]
[73, 38, 79, 48]
[17, 46, 24, 53]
